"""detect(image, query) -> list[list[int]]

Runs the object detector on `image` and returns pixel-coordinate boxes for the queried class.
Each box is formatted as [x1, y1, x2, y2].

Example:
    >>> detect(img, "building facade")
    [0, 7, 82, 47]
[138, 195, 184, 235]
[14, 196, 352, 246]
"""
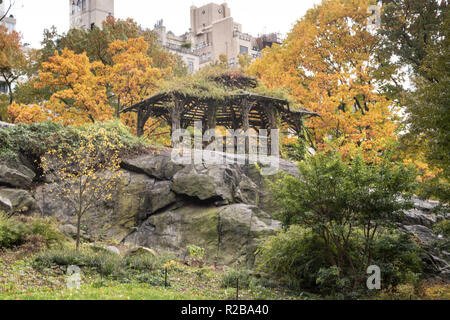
[154, 2, 279, 72]
[69, 0, 114, 30]
[0, 0, 16, 33]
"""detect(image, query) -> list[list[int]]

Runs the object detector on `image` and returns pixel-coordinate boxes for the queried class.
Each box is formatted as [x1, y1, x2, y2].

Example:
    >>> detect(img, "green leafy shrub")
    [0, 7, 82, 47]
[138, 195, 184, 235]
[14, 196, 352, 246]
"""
[220, 268, 253, 289]
[257, 225, 424, 297]
[433, 220, 450, 238]
[282, 139, 307, 162]
[265, 151, 419, 296]
[0, 214, 63, 249]
[0, 122, 80, 164]
[0, 121, 149, 171]
[316, 266, 350, 298]
[124, 254, 163, 272]
[371, 233, 423, 289]
[186, 244, 205, 267]
[35, 248, 123, 276]
[257, 226, 330, 291]
[76, 120, 148, 151]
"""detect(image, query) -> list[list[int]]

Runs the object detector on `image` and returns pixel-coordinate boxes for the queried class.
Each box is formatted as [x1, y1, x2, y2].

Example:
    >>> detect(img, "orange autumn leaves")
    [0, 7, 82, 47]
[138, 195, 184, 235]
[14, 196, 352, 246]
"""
[106, 37, 163, 113]
[9, 37, 166, 127]
[35, 48, 110, 125]
[249, 0, 398, 162]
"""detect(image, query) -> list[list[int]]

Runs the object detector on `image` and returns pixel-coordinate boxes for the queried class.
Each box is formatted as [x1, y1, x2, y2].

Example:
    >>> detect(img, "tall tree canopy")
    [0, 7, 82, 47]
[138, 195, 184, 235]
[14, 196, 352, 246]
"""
[375, 0, 449, 201]
[41, 17, 186, 75]
[105, 37, 164, 117]
[0, 25, 26, 104]
[35, 48, 111, 125]
[249, 0, 398, 162]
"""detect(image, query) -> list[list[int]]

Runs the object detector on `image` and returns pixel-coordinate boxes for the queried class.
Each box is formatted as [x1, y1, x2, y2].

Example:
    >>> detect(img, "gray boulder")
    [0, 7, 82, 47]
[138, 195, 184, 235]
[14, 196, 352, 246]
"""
[234, 175, 259, 206]
[403, 208, 437, 228]
[124, 203, 280, 266]
[0, 121, 14, 128]
[34, 170, 178, 241]
[0, 188, 40, 214]
[403, 225, 437, 245]
[146, 181, 177, 214]
[122, 152, 184, 180]
[58, 224, 89, 240]
[0, 163, 35, 189]
[172, 165, 240, 203]
[0, 195, 12, 212]
[105, 246, 121, 255]
[402, 196, 442, 228]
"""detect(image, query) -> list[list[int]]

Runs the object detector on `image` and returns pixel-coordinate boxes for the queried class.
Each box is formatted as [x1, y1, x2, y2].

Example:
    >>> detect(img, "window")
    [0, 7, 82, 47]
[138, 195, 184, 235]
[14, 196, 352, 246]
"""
[201, 53, 206, 61]
[0, 82, 8, 94]
[82, 0, 86, 10]
[188, 61, 194, 73]
[240, 46, 248, 54]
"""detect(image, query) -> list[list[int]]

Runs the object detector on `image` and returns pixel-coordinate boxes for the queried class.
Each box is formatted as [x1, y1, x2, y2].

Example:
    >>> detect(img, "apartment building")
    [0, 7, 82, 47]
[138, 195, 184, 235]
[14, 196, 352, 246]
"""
[66, 1, 280, 73]
[154, 2, 279, 72]
[153, 20, 201, 74]
[69, 0, 114, 30]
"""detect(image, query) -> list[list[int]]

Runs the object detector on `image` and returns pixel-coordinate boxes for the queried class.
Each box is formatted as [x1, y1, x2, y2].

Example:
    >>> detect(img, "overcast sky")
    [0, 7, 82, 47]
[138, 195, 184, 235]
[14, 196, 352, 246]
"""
[8, 0, 322, 48]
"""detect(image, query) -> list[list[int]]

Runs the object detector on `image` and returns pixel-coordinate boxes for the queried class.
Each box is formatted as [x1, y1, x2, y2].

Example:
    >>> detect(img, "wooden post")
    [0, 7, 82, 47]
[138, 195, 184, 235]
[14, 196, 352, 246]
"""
[264, 102, 278, 155]
[292, 113, 304, 139]
[242, 98, 252, 154]
[171, 100, 183, 134]
[206, 103, 217, 132]
[203, 102, 218, 147]
[137, 109, 144, 138]
[164, 267, 168, 287]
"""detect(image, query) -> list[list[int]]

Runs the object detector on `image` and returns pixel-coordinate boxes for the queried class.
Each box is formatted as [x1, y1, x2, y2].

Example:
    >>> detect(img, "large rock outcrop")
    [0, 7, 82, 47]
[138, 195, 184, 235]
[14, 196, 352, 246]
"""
[1, 146, 446, 270]
[401, 197, 449, 276]
[31, 149, 281, 265]
[35, 170, 178, 241]
[124, 203, 280, 266]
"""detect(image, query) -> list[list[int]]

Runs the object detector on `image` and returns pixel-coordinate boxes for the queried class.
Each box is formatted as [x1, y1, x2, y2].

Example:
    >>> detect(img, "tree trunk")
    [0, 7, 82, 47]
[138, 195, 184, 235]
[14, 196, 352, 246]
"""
[115, 96, 121, 119]
[76, 214, 81, 251]
[7, 82, 13, 104]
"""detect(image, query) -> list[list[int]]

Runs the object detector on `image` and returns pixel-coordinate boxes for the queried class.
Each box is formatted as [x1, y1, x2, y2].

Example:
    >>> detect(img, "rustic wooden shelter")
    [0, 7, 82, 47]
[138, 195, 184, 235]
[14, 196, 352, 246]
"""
[121, 71, 319, 140]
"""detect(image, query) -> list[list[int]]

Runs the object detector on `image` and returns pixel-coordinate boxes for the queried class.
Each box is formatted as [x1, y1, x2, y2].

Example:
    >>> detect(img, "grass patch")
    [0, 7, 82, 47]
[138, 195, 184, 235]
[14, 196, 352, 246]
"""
[33, 247, 176, 281]
[0, 283, 210, 300]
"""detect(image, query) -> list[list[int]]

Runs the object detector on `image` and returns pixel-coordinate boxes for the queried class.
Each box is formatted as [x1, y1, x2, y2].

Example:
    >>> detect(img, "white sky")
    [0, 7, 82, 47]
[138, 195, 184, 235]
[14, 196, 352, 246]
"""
[8, 0, 322, 48]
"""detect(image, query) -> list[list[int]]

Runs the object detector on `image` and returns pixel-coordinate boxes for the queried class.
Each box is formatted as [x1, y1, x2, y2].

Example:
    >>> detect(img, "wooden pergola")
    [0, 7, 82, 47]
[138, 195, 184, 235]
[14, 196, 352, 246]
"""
[121, 72, 319, 141]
